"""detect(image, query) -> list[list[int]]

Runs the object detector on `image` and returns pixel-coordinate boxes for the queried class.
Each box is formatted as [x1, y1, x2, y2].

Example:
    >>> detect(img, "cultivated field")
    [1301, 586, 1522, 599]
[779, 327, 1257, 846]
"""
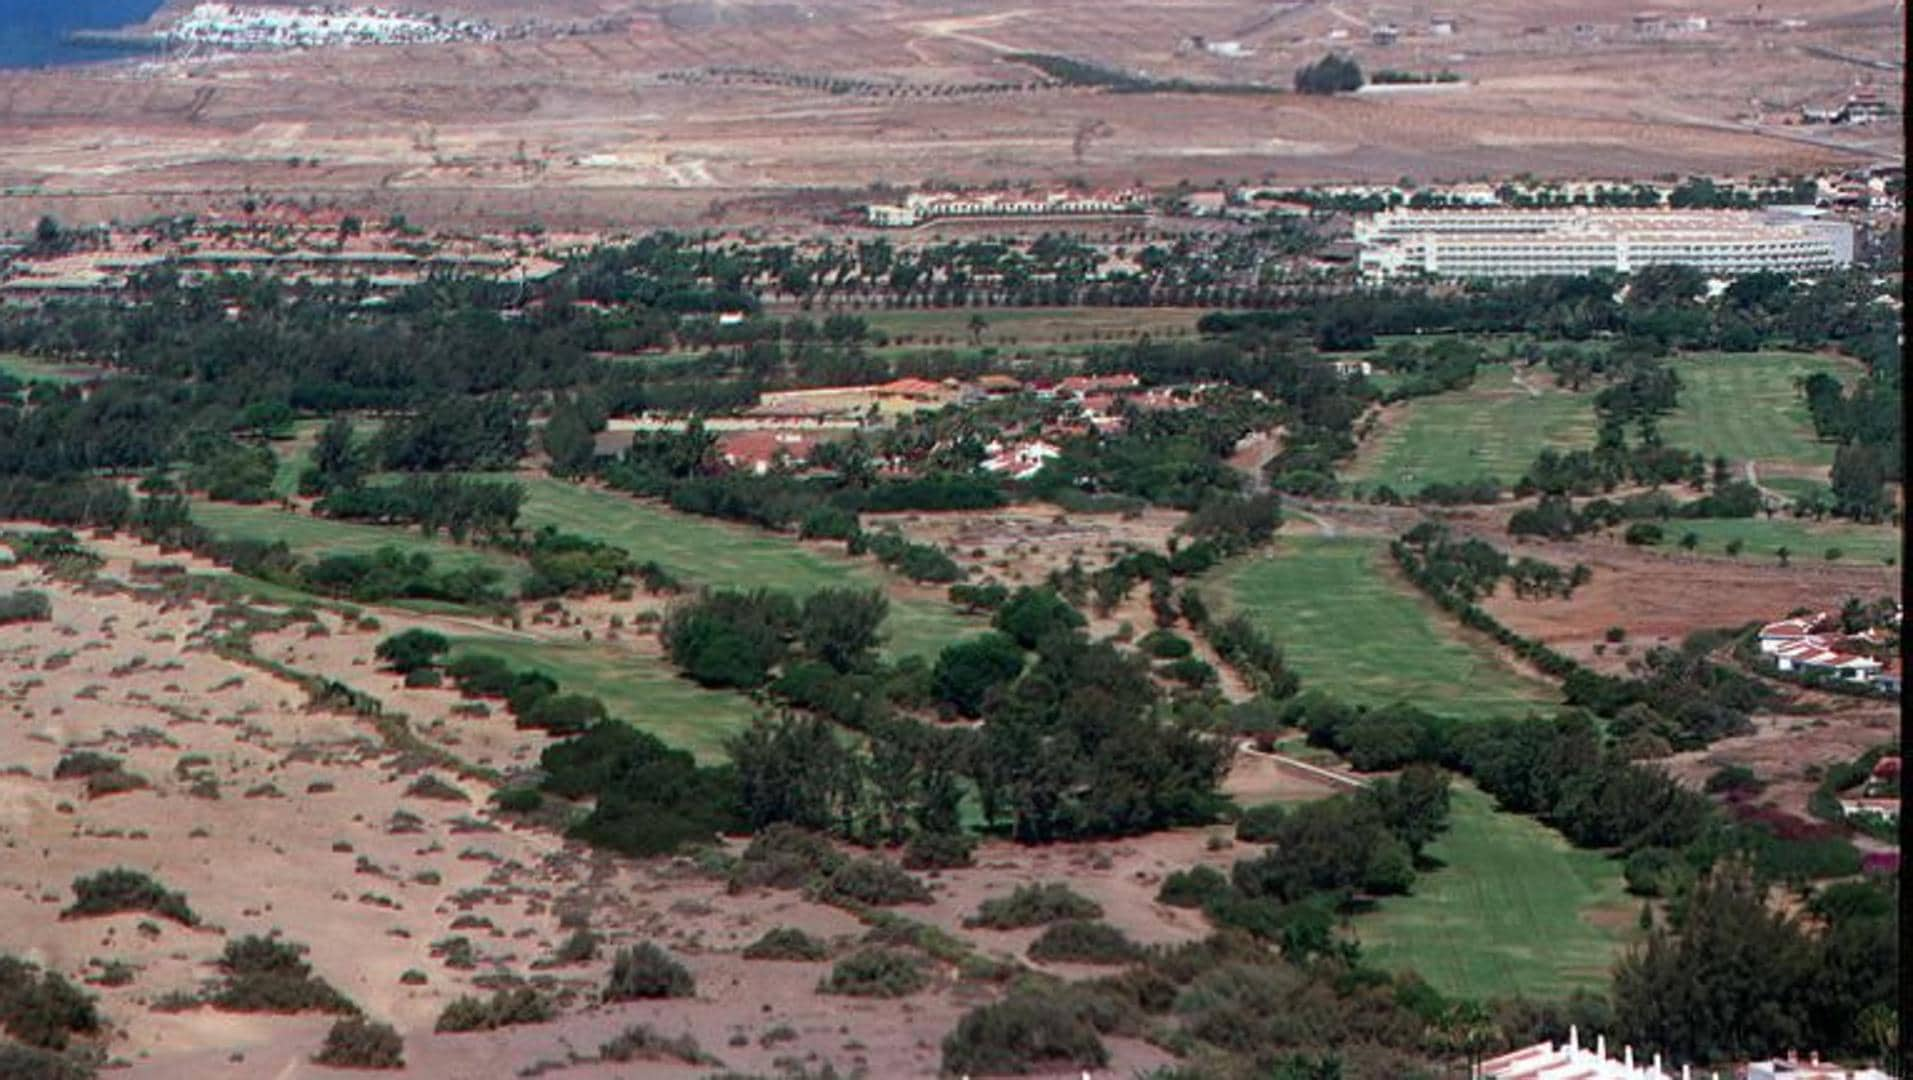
[1354, 786, 1637, 1000]
[1213, 534, 1560, 720]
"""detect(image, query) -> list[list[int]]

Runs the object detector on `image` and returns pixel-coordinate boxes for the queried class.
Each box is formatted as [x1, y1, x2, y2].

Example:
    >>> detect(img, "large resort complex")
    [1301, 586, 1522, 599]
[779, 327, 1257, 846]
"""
[1356, 207, 1855, 279]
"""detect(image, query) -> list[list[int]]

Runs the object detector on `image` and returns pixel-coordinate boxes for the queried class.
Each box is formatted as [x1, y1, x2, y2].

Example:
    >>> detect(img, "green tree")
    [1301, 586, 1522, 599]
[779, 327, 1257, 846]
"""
[931, 632, 1025, 717]
[727, 714, 861, 832]
[374, 629, 449, 674]
[1613, 858, 1816, 1062]
[798, 588, 888, 673]
[542, 396, 602, 478]
[992, 586, 1085, 649]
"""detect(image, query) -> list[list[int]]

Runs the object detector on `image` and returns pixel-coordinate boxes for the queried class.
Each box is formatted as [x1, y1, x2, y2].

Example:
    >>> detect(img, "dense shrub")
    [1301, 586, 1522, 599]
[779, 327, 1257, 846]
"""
[941, 993, 1109, 1076]
[994, 587, 1085, 649]
[373, 629, 448, 674]
[727, 825, 844, 893]
[901, 830, 977, 871]
[0, 1041, 93, 1080]
[1157, 866, 1230, 909]
[1294, 52, 1364, 93]
[0, 954, 100, 1051]
[812, 858, 933, 908]
[819, 948, 930, 998]
[967, 884, 1103, 930]
[51, 753, 121, 780]
[742, 928, 829, 962]
[1139, 630, 1194, 659]
[1026, 921, 1143, 965]
[1623, 847, 1693, 898]
[1159, 656, 1217, 687]
[931, 632, 1025, 717]
[1233, 803, 1287, 843]
[312, 1017, 403, 1070]
[434, 988, 552, 1033]
[61, 870, 197, 926]
[603, 944, 695, 1002]
[211, 936, 356, 1015]
[515, 692, 608, 736]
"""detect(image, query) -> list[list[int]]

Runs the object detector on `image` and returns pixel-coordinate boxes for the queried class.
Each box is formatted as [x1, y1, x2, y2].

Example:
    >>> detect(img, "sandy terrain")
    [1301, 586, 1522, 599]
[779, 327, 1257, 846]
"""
[0, 0, 1900, 232]
[0, 535, 1281, 1076]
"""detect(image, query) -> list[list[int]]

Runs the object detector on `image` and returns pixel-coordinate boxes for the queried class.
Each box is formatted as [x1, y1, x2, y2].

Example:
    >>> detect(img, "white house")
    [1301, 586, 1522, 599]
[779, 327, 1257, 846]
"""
[979, 440, 1060, 481]
[1478, 1027, 1702, 1079]
[1745, 1053, 1893, 1080]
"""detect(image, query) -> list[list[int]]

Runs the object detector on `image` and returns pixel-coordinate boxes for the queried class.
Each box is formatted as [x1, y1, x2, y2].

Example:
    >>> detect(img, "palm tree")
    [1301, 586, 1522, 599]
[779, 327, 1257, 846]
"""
[1857, 1004, 1899, 1075]
[1434, 1001, 1501, 1078]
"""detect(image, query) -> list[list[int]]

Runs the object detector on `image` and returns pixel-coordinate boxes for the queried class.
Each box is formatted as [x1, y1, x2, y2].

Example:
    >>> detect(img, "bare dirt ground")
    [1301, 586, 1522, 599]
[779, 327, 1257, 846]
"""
[0, 535, 1274, 1076]
[0, 0, 1900, 232]
[1480, 536, 1901, 674]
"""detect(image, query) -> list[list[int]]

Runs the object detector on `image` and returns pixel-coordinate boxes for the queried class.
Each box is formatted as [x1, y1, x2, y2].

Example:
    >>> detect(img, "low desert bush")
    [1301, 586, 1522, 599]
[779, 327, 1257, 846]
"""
[1156, 866, 1230, 909]
[811, 857, 932, 908]
[901, 830, 976, 871]
[741, 927, 828, 962]
[602, 944, 694, 1002]
[941, 992, 1109, 1076]
[598, 1023, 717, 1066]
[0, 953, 101, 1051]
[434, 987, 552, 1033]
[312, 1017, 403, 1070]
[62, 870, 197, 926]
[818, 948, 929, 998]
[211, 935, 356, 1015]
[1026, 921, 1142, 965]
[966, 883, 1101, 930]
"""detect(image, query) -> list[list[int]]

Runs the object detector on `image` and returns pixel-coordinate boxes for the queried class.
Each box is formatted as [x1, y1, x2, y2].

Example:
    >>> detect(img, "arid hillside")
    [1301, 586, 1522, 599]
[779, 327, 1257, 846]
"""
[0, 0, 1901, 230]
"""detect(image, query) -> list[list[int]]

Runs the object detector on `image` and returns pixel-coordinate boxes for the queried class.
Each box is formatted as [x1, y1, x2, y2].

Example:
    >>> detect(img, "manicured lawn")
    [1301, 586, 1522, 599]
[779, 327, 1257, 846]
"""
[447, 637, 758, 763]
[1660, 351, 1853, 472]
[1651, 517, 1902, 566]
[1349, 351, 1852, 493]
[1215, 535, 1557, 720]
[0, 352, 108, 384]
[1354, 786, 1637, 1000]
[504, 476, 981, 659]
[1349, 364, 1600, 491]
[190, 500, 531, 585]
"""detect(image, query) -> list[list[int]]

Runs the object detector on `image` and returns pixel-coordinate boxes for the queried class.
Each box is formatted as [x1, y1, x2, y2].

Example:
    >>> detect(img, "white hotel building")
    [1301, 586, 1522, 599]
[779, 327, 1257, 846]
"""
[1355, 207, 1853, 280]
[866, 190, 1147, 228]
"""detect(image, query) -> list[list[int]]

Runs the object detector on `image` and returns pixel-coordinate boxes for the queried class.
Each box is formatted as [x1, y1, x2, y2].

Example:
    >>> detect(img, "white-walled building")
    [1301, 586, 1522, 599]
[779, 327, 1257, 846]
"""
[1479, 1028, 1700, 1079]
[1356, 207, 1853, 280]
[865, 190, 1147, 227]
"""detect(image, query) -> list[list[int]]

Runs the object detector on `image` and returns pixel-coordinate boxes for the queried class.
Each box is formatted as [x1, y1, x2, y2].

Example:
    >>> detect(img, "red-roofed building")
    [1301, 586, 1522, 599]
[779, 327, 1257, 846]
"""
[716, 430, 815, 475]
[876, 377, 949, 399]
[1057, 373, 1141, 396]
